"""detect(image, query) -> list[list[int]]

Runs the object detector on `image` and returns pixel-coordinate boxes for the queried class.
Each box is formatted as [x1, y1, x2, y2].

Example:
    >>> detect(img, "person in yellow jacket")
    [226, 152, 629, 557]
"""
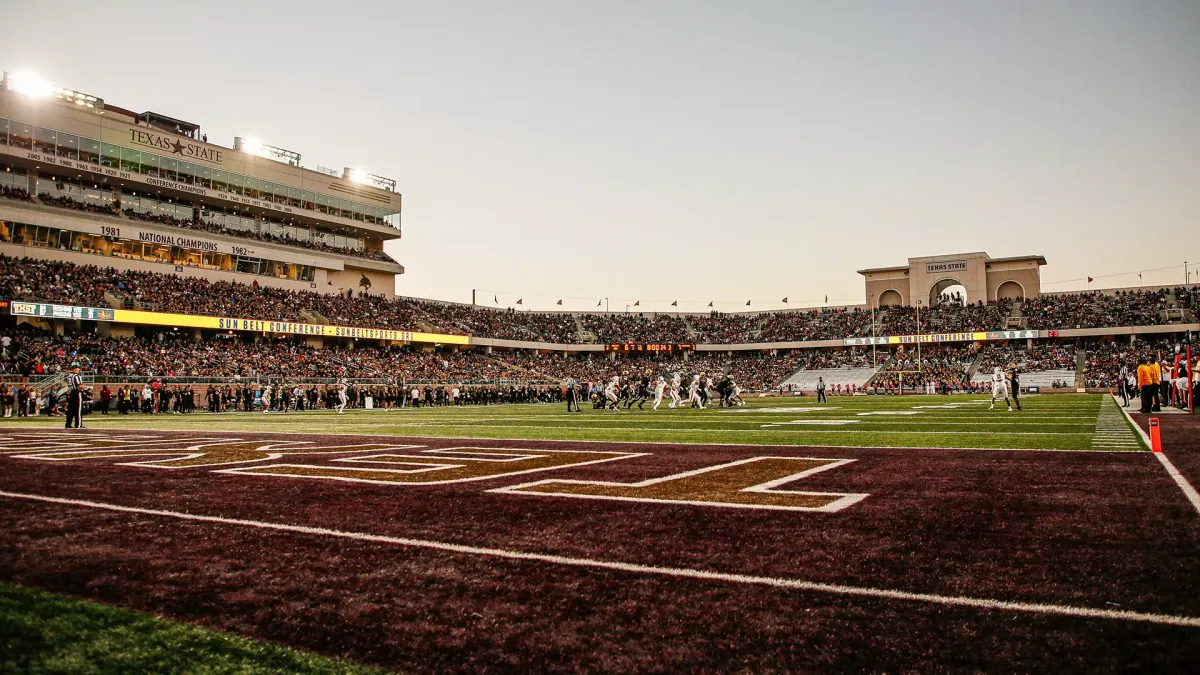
[1136, 357, 1157, 414]
[1150, 357, 1164, 412]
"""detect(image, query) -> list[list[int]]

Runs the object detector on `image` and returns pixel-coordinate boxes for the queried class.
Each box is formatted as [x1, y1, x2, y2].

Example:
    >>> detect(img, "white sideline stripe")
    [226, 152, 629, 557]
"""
[1113, 396, 1200, 517]
[1, 490, 1197, 628]
[1155, 453, 1200, 517]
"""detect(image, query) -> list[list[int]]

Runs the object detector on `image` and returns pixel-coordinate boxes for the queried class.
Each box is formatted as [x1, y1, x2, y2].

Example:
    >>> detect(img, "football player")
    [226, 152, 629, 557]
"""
[989, 366, 1013, 411]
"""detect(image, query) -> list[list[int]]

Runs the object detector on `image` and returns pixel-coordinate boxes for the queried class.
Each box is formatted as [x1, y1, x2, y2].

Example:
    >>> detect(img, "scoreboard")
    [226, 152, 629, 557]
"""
[604, 343, 696, 353]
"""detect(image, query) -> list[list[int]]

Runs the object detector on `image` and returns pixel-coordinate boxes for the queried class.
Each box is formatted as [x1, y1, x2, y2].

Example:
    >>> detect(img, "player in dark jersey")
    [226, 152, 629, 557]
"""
[1007, 365, 1022, 411]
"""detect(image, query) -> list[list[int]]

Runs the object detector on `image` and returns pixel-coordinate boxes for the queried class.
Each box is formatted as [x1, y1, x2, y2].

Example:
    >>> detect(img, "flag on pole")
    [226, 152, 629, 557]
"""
[516, 298, 523, 305]
[634, 300, 640, 307]
[493, 295, 498, 304]
[824, 295, 828, 304]
[746, 300, 751, 306]
[597, 300, 602, 307]
[556, 299, 562, 306]
[782, 297, 788, 304]
[1087, 277, 1094, 283]
[671, 300, 678, 307]
[708, 301, 714, 308]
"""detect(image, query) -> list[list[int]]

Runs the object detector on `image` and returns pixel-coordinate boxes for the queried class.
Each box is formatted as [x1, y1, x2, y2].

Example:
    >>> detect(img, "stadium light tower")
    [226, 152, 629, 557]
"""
[234, 136, 302, 165]
[3, 71, 53, 97]
[345, 167, 397, 192]
[3, 71, 103, 111]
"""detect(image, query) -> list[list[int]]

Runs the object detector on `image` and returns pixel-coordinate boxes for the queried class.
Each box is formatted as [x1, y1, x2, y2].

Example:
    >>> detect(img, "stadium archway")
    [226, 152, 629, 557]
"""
[878, 289, 904, 307]
[859, 252, 1046, 308]
[996, 280, 1025, 302]
[929, 278, 966, 306]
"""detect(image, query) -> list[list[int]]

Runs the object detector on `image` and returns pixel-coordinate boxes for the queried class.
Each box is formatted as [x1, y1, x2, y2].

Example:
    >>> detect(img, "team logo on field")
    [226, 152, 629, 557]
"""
[3, 433, 868, 512]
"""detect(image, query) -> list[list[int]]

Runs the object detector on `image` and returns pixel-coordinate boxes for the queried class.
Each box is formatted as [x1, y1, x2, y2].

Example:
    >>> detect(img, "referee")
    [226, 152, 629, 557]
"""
[565, 379, 580, 412]
[65, 362, 86, 429]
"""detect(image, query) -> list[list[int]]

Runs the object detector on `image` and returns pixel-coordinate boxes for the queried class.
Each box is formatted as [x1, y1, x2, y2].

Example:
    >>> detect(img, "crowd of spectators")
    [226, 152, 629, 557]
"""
[756, 307, 875, 342]
[976, 344, 1077, 373]
[0, 256, 1190, 348]
[1081, 338, 1174, 388]
[38, 191, 120, 217]
[881, 298, 1010, 335]
[421, 303, 582, 343]
[123, 206, 193, 229]
[1, 185, 33, 202]
[19, 188, 392, 263]
[579, 313, 691, 344]
[1022, 290, 1168, 329]
[0, 329, 536, 383]
[875, 344, 976, 389]
[689, 313, 761, 343]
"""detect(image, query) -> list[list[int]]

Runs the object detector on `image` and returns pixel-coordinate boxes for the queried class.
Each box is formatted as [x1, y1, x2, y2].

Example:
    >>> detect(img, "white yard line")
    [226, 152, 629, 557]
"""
[1, 489, 1196, 628]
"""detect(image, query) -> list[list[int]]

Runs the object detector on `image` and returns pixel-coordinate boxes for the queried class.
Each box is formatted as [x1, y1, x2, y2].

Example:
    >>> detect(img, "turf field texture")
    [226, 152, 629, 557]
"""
[0, 581, 384, 674]
[1, 405, 1198, 672]
[3, 393, 1146, 451]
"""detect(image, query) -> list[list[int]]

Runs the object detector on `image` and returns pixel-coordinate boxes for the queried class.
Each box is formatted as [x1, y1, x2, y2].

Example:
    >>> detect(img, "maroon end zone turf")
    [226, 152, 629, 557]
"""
[2, 429, 1199, 672]
[1132, 412, 1200, 488]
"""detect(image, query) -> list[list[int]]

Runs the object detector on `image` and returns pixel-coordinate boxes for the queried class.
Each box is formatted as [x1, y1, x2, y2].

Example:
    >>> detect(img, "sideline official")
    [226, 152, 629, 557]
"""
[65, 362, 86, 429]
[565, 379, 580, 412]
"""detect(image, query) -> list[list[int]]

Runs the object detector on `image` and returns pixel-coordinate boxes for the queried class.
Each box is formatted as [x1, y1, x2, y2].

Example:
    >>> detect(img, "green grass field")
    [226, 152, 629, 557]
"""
[5, 393, 1145, 451]
[0, 582, 384, 674]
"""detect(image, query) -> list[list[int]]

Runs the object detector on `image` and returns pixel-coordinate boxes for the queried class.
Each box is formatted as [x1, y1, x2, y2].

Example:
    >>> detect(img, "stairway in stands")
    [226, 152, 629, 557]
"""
[1074, 347, 1087, 388]
[966, 349, 986, 381]
[572, 315, 596, 343]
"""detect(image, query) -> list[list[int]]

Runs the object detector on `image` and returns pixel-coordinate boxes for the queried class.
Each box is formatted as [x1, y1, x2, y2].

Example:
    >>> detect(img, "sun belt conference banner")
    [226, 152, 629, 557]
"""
[843, 330, 1037, 346]
[9, 302, 468, 345]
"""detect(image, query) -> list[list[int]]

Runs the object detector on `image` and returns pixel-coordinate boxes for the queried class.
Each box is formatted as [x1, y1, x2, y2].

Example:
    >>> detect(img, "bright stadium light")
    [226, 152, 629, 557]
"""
[344, 167, 397, 192]
[3, 71, 104, 112]
[4, 71, 54, 98]
[240, 136, 264, 155]
[235, 136, 302, 165]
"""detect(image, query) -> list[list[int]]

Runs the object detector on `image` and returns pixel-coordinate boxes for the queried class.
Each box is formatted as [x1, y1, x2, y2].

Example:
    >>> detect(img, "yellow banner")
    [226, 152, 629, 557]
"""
[111, 309, 469, 344]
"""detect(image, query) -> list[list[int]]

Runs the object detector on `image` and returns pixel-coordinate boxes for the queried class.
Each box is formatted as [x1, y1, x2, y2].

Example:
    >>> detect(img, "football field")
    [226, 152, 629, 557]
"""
[2, 393, 1199, 672]
[3, 392, 1146, 451]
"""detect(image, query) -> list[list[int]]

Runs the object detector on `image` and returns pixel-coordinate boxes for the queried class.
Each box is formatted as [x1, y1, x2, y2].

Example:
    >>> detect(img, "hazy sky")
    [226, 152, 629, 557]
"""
[3, 0, 1198, 311]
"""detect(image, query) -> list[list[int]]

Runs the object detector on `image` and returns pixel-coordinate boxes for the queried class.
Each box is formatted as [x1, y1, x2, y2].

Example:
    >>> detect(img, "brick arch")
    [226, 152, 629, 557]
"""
[996, 280, 1025, 302]
[878, 289, 904, 307]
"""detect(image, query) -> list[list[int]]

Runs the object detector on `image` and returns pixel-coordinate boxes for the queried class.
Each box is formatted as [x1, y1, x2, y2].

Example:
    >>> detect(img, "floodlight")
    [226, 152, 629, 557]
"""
[240, 136, 264, 155]
[344, 167, 397, 191]
[235, 136, 301, 164]
[5, 71, 54, 98]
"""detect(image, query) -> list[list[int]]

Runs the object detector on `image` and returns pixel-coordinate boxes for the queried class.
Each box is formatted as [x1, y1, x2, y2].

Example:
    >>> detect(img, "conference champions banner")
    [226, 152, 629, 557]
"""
[9, 302, 469, 345]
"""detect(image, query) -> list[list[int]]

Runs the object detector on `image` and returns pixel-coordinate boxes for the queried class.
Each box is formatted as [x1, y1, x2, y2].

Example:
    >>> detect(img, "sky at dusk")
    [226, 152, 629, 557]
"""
[2, 0, 1198, 311]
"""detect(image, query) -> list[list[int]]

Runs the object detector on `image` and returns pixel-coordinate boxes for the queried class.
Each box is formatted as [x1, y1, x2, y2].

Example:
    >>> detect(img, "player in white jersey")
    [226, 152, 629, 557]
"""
[334, 378, 349, 414]
[652, 374, 667, 410]
[261, 384, 273, 413]
[604, 376, 622, 411]
[668, 373, 682, 409]
[688, 375, 703, 408]
[729, 379, 745, 407]
[989, 367, 1012, 411]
